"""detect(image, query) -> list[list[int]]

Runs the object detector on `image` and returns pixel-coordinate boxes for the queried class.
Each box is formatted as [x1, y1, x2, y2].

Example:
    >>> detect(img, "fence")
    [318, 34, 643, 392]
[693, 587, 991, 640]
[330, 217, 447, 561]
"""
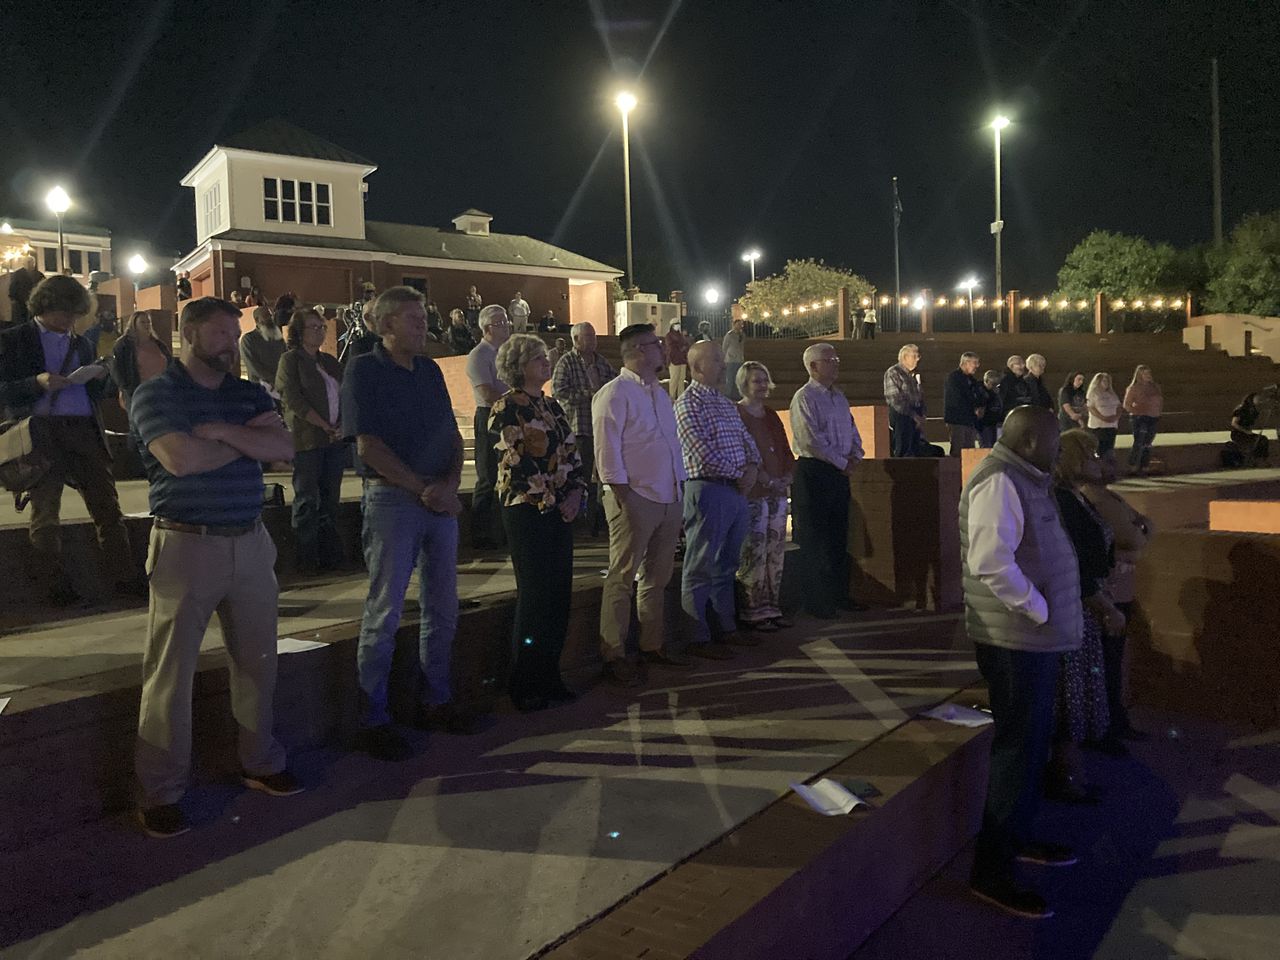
[687, 303, 839, 341]
[869, 292, 1189, 336]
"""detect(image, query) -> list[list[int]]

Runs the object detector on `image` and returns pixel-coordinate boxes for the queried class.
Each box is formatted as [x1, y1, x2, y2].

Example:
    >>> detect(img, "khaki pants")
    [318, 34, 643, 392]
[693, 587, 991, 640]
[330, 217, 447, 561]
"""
[135, 522, 286, 807]
[600, 489, 682, 660]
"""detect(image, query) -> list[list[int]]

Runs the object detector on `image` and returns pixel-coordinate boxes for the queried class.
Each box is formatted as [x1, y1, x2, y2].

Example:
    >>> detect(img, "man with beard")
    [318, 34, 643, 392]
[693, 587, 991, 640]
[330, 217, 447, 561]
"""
[130, 297, 301, 837]
[239, 305, 287, 386]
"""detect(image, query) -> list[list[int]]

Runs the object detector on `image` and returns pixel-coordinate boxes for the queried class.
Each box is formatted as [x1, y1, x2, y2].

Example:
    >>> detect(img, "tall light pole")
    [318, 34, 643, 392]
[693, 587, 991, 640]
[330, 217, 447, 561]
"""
[45, 186, 71, 275]
[741, 248, 761, 286]
[958, 276, 978, 333]
[616, 91, 638, 294]
[990, 116, 1009, 306]
[128, 253, 149, 291]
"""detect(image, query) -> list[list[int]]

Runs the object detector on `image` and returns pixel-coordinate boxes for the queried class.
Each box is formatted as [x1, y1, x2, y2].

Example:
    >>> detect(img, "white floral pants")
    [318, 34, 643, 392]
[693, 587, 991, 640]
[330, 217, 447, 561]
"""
[736, 495, 788, 622]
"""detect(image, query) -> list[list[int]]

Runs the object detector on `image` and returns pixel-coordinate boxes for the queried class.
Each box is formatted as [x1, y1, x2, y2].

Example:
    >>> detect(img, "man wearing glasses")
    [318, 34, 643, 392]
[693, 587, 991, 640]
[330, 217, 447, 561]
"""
[789, 343, 864, 619]
[592, 323, 689, 685]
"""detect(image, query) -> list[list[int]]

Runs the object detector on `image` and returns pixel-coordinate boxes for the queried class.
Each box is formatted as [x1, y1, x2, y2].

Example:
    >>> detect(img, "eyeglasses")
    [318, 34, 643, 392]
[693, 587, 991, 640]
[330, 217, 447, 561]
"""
[816, 355, 840, 363]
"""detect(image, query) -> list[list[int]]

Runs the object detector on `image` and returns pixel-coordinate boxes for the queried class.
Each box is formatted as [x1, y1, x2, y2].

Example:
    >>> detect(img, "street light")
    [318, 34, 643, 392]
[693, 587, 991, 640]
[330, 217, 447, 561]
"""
[45, 185, 71, 275]
[989, 116, 1010, 306]
[741, 248, 762, 285]
[127, 253, 149, 290]
[615, 91, 638, 295]
[703, 285, 722, 306]
[957, 275, 979, 332]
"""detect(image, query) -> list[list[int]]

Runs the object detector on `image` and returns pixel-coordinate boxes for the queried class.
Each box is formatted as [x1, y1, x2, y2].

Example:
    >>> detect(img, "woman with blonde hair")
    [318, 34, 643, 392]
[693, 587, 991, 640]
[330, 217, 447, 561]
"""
[1122, 365, 1163, 474]
[1086, 372, 1121, 456]
[111, 311, 172, 411]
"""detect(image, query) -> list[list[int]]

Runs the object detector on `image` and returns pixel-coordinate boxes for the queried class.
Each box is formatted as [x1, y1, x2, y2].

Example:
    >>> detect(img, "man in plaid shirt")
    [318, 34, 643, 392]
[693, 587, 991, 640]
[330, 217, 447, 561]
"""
[674, 341, 761, 658]
[552, 323, 616, 533]
[884, 342, 927, 457]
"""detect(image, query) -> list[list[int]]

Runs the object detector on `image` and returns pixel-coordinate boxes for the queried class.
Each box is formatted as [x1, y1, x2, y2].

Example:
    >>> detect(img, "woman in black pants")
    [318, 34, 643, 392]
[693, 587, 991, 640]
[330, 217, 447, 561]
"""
[489, 334, 586, 711]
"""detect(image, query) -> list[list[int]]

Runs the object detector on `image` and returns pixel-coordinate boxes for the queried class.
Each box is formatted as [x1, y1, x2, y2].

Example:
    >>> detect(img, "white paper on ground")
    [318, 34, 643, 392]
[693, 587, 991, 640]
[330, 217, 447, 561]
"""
[66, 365, 106, 385]
[790, 777, 866, 816]
[277, 636, 326, 654]
[0, 697, 10, 715]
[920, 703, 994, 727]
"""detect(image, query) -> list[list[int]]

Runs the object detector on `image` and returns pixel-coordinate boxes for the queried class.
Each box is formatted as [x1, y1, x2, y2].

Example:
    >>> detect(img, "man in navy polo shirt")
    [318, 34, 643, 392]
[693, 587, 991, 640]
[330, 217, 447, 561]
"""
[342, 285, 473, 762]
[131, 296, 301, 838]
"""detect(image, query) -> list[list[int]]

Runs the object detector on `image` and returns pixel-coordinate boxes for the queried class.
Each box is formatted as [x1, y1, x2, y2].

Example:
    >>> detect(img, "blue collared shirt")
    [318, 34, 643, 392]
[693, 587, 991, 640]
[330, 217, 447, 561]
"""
[34, 319, 92, 417]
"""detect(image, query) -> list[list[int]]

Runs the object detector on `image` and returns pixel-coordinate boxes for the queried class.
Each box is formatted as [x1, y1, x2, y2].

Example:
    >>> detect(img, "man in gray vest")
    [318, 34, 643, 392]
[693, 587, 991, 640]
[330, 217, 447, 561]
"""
[960, 405, 1082, 920]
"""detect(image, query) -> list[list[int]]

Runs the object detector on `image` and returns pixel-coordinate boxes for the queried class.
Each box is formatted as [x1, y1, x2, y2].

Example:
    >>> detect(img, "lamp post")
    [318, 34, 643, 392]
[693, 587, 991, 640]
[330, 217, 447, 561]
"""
[616, 91, 638, 295]
[703, 285, 721, 306]
[741, 248, 761, 285]
[958, 276, 978, 333]
[45, 186, 71, 275]
[128, 253, 149, 291]
[989, 116, 1009, 305]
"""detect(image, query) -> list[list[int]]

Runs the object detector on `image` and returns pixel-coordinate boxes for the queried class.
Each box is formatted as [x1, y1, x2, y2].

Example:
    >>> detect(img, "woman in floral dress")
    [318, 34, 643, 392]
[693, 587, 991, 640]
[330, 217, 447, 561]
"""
[490, 334, 586, 711]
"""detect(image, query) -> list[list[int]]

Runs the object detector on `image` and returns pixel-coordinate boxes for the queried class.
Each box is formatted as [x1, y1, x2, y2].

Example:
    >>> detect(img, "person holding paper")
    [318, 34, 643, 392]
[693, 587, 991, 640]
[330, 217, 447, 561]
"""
[0, 275, 142, 606]
[959, 405, 1082, 920]
[131, 296, 302, 838]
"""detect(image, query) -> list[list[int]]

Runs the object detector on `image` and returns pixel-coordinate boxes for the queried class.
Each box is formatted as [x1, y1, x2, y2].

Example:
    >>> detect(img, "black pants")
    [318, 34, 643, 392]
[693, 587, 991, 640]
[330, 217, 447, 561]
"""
[889, 409, 922, 458]
[1104, 601, 1133, 733]
[502, 503, 574, 699]
[1092, 426, 1117, 456]
[971, 644, 1060, 885]
[575, 434, 605, 536]
[791, 457, 850, 615]
[291, 443, 346, 570]
[471, 405, 501, 545]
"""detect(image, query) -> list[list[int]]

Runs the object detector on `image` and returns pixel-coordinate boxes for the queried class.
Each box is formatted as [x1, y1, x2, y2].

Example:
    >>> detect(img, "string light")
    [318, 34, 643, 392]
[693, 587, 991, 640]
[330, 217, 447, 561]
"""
[1019, 298, 1032, 308]
[798, 305, 807, 313]
[762, 310, 771, 318]
[1171, 298, 1183, 308]
[1058, 299, 1070, 308]
[1113, 299, 1126, 309]
[1037, 298, 1049, 308]
[781, 308, 791, 316]
[1153, 298, 1164, 308]
[879, 295, 890, 305]
[1077, 300, 1089, 309]
[955, 297, 966, 307]
[975, 298, 986, 307]
[936, 296, 948, 306]
[1133, 299, 1145, 309]
[823, 298, 834, 307]
[860, 296, 871, 307]
[899, 296, 909, 306]
[811, 301, 822, 310]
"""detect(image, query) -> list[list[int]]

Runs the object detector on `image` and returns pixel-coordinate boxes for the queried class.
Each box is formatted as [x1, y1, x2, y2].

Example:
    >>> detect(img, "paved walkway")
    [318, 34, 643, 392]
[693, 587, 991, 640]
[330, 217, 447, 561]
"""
[0, 611, 977, 958]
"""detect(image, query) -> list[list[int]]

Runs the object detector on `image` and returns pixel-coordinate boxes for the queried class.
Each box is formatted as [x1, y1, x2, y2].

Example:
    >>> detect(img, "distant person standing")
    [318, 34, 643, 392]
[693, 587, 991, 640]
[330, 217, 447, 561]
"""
[664, 323, 690, 400]
[447, 308, 475, 355]
[721, 316, 746, 400]
[861, 306, 877, 340]
[111, 311, 173, 413]
[464, 284, 482, 332]
[1122, 364, 1163, 474]
[997, 355, 1033, 421]
[961, 405, 1082, 919]
[1023, 354, 1054, 411]
[979, 370, 1002, 448]
[552, 322, 616, 536]
[507, 291, 531, 333]
[1085, 373, 1120, 456]
[943, 351, 985, 456]
[1058, 372, 1088, 432]
[884, 343, 927, 457]
[538, 308, 560, 333]
[465, 304, 512, 549]
[6, 255, 43, 327]
[239, 305, 286, 387]
[132, 296, 301, 838]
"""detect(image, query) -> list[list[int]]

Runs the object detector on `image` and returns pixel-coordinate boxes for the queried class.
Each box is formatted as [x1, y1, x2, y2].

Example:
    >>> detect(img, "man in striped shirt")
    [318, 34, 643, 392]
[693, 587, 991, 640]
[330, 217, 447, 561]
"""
[674, 341, 760, 658]
[131, 297, 301, 838]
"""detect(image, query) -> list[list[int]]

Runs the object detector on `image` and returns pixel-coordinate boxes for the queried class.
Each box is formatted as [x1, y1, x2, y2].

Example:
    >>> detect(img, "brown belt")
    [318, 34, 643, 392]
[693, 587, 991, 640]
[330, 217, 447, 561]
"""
[153, 518, 257, 537]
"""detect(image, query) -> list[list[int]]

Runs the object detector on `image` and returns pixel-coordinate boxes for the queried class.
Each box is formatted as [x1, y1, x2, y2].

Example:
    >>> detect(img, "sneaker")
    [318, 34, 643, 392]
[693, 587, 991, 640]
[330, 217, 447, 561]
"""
[689, 642, 736, 661]
[138, 804, 190, 839]
[722, 632, 760, 647]
[241, 769, 304, 797]
[1016, 842, 1079, 867]
[603, 658, 643, 687]
[415, 702, 481, 735]
[771, 616, 794, 629]
[970, 879, 1053, 919]
[356, 724, 414, 762]
[640, 647, 694, 668]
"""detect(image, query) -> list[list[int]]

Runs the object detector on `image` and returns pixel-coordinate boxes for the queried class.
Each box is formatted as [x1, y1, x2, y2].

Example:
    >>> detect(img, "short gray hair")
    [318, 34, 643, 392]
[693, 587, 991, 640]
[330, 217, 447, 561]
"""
[802, 343, 833, 369]
[736, 360, 775, 395]
[370, 285, 424, 334]
[570, 321, 594, 344]
[1026, 353, 1046, 371]
[959, 351, 980, 365]
[496, 334, 547, 389]
[898, 343, 920, 362]
[1006, 354, 1024, 368]
[478, 304, 508, 332]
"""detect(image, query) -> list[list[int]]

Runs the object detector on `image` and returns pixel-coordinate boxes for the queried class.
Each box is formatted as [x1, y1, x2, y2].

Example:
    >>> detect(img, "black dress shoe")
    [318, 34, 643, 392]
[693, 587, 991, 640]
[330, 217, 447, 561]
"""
[1016, 842, 1079, 867]
[970, 879, 1053, 919]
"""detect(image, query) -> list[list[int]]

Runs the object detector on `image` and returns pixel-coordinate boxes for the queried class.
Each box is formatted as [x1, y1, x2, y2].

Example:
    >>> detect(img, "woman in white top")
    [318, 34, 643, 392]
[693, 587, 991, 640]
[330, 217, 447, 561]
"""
[1086, 372, 1121, 456]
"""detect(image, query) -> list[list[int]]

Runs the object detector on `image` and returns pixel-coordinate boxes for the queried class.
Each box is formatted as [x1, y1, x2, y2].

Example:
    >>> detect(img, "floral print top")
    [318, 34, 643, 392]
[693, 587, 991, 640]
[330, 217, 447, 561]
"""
[490, 389, 586, 512]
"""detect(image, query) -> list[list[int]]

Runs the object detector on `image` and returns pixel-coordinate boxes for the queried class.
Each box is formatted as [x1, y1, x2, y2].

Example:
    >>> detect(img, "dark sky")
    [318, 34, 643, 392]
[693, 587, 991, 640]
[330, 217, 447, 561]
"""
[3, 0, 1278, 297]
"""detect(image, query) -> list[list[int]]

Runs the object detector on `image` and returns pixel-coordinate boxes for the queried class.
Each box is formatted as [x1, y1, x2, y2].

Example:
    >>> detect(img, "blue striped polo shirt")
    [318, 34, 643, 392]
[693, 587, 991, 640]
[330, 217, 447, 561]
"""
[131, 361, 273, 525]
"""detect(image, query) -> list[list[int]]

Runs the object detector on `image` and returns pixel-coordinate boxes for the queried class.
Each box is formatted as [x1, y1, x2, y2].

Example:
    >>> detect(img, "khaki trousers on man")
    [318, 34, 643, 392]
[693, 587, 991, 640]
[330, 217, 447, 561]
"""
[600, 488, 682, 660]
[135, 522, 286, 807]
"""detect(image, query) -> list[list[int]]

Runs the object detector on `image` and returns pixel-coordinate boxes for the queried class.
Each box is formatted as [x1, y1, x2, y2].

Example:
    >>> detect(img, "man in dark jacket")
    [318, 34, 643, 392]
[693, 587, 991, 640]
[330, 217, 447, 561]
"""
[6, 256, 44, 327]
[1023, 354, 1054, 411]
[996, 355, 1033, 422]
[0, 275, 138, 604]
[943, 351, 985, 456]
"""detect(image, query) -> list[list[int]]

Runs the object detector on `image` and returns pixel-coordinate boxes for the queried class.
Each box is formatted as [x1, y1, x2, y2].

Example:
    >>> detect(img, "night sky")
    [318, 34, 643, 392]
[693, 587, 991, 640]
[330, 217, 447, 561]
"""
[3, 0, 1278, 298]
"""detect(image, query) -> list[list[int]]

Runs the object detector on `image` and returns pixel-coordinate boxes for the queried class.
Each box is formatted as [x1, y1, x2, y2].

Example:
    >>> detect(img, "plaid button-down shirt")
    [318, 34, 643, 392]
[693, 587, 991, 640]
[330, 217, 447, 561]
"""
[674, 380, 761, 479]
[883, 362, 925, 416]
[552, 350, 616, 436]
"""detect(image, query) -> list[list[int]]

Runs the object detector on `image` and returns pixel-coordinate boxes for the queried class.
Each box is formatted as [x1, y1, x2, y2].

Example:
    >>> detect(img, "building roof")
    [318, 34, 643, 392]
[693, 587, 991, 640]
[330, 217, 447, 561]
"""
[205, 222, 620, 276]
[0, 215, 111, 237]
[218, 119, 375, 167]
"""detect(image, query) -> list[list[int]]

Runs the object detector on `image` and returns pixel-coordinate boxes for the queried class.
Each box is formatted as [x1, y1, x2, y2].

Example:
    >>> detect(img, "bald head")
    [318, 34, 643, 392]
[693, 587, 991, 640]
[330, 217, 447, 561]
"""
[998, 405, 1061, 474]
[687, 340, 725, 386]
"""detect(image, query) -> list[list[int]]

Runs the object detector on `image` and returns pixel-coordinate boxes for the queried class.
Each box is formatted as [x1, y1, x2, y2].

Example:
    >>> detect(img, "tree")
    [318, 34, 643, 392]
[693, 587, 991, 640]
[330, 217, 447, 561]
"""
[1053, 230, 1175, 301]
[1204, 212, 1280, 317]
[738, 258, 873, 327]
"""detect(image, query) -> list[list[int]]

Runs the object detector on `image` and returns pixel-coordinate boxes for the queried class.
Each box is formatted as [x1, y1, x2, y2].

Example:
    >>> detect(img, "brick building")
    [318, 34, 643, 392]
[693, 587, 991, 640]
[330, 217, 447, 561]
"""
[172, 120, 621, 327]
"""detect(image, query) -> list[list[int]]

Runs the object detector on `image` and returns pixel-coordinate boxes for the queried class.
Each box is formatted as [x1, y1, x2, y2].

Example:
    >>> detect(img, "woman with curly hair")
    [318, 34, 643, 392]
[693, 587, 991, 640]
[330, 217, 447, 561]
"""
[489, 333, 587, 711]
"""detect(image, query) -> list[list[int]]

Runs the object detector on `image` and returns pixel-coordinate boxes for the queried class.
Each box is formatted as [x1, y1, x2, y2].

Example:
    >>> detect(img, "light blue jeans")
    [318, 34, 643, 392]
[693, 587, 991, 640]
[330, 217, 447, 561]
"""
[358, 483, 459, 727]
[681, 479, 749, 643]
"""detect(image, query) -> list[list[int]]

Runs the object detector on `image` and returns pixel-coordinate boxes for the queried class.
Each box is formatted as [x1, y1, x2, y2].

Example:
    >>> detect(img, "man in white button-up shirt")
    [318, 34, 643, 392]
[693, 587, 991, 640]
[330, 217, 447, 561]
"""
[592, 323, 689, 685]
[788, 342, 863, 618]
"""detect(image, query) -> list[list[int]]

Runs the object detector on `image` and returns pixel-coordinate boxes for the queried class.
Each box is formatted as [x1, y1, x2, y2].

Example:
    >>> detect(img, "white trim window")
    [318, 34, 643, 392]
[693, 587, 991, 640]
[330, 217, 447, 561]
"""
[202, 183, 222, 236]
[263, 177, 332, 226]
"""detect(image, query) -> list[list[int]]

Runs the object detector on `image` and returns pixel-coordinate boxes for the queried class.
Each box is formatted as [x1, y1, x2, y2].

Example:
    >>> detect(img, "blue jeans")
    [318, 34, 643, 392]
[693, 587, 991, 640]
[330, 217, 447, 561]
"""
[1130, 415, 1159, 468]
[291, 443, 346, 569]
[357, 483, 459, 727]
[681, 479, 748, 643]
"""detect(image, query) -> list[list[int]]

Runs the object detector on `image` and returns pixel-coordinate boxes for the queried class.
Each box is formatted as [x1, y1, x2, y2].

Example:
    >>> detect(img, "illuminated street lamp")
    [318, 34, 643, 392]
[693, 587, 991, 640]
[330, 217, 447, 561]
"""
[45, 185, 71, 274]
[703, 285, 722, 306]
[128, 253, 149, 290]
[989, 116, 1010, 304]
[741, 248, 762, 285]
[616, 91, 638, 293]
[957, 275, 979, 332]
